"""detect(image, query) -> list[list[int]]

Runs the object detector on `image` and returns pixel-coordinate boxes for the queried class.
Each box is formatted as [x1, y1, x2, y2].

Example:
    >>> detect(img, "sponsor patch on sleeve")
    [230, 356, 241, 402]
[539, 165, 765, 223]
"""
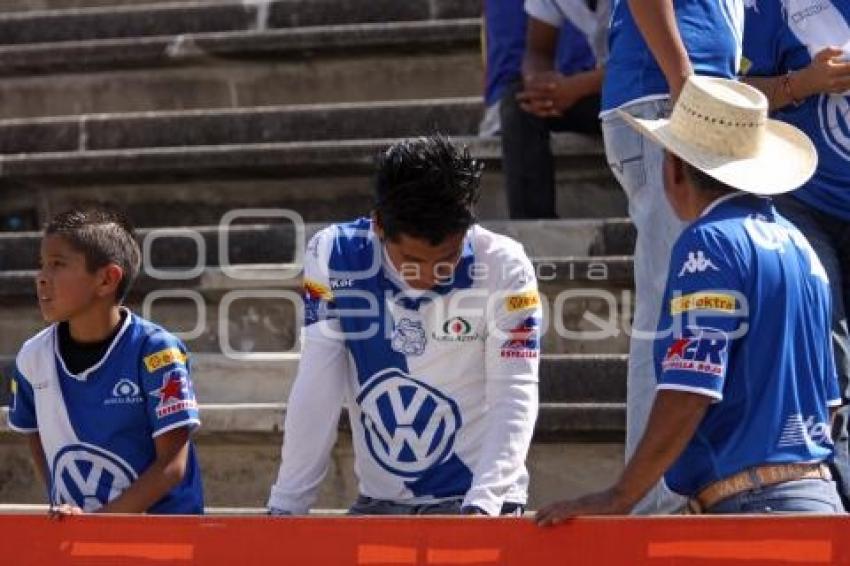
[505, 290, 540, 312]
[303, 278, 334, 302]
[670, 292, 735, 315]
[143, 347, 188, 373]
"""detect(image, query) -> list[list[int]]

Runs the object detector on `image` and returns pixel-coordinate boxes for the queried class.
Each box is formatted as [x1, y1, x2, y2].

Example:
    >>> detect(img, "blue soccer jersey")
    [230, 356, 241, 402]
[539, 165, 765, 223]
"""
[9, 310, 204, 513]
[743, 0, 850, 221]
[653, 194, 840, 497]
[269, 219, 540, 516]
[602, 0, 744, 112]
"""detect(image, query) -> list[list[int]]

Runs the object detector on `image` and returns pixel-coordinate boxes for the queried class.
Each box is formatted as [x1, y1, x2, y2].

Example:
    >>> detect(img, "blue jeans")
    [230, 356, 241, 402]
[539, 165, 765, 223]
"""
[348, 496, 524, 516]
[602, 99, 687, 515]
[706, 479, 845, 514]
[774, 194, 850, 511]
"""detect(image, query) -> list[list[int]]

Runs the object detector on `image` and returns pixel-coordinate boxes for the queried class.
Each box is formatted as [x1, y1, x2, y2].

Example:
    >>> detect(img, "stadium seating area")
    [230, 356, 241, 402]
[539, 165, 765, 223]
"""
[0, 0, 633, 510]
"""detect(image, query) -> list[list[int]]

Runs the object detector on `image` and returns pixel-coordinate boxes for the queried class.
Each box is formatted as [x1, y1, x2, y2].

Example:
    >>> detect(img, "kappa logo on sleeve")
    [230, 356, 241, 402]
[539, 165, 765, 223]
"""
[505, 290, 540, 312]
[670, 292, 736, 315]
[143, 347, 188, 373]
[678, 251, 720, 277]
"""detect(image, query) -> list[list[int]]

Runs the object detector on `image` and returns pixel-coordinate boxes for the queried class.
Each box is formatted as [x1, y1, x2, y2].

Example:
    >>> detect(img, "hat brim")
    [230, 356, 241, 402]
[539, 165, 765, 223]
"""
[617, 110, 818, 195]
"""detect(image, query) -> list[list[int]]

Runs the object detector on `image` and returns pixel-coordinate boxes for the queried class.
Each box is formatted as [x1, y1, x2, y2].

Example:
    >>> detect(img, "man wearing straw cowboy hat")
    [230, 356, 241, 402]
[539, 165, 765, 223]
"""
[536, 75, 845, 520]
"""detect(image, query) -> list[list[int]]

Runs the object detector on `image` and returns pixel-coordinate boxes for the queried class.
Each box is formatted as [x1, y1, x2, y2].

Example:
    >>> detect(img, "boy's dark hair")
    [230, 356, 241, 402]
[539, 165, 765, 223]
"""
[374, 135, 482, 245]
[45, 208, 141, 303]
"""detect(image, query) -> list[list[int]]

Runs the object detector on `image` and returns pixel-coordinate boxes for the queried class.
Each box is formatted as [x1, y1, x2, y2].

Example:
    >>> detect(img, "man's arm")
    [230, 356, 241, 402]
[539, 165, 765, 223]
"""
[267, 329, 348, 515]
[627, 0, 692, 101]
[743, 48, 850, 110]
[535, 390, 710, 524]
[463, 253, 541, 516]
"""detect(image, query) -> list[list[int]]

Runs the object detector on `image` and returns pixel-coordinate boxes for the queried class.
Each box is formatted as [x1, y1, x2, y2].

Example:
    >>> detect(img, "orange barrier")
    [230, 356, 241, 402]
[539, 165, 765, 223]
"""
[2, 514, 849, 565]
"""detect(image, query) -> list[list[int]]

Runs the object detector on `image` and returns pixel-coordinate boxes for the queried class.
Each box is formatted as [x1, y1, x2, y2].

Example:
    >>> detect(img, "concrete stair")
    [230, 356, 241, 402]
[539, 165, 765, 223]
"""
[0, 100, 623, 229]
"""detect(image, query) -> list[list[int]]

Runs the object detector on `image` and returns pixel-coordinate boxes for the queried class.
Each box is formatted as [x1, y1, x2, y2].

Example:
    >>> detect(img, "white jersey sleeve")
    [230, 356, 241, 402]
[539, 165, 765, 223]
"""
[462, 236, 541, 515]
[267, 227, 350, 514]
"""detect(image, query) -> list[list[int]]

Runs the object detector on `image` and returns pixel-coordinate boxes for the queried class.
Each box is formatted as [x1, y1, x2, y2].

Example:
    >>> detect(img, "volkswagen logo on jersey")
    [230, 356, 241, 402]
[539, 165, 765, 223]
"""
[51, 443, 137, 512]
[150, 368, 197, 419]
[663, 326, 729, 376]
[357, 369, 461, 477]
[391, 318, 427, 356]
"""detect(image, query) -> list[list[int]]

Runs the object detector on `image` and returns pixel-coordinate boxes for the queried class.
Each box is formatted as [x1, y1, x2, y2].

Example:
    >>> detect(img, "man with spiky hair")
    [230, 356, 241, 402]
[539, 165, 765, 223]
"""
[268, 135, 541, 516]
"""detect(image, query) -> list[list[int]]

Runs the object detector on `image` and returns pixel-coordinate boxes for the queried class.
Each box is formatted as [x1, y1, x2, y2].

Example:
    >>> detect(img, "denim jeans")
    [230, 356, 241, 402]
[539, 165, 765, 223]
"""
[601, 99, 687, 515]
[774, 194, 850, 511]
[706, 478, 845, 514]
[500, 81, 601, 219]
[348, 496, 524, 516]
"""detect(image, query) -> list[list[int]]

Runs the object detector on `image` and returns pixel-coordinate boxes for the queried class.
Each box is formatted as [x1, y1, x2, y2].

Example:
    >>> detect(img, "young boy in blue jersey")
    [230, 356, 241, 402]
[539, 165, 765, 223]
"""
[536, 76, 844, 521]
[8, 209, 204, 515]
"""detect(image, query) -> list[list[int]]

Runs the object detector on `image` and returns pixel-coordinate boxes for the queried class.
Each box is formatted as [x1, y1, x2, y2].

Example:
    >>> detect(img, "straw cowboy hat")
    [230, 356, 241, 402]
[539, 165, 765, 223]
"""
[617, 75, 817, 195]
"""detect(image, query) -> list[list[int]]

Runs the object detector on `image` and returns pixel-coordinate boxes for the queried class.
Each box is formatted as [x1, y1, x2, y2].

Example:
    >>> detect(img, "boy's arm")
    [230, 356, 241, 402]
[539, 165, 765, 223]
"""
[97, 428, 190, 514]
[27, 434, 49, 495]
[627, 0, 692, 101]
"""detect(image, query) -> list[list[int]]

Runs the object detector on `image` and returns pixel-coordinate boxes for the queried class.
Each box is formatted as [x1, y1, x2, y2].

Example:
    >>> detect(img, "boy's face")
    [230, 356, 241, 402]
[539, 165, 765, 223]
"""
[381, 231, 466, 291]
[36, 235, 106, 323]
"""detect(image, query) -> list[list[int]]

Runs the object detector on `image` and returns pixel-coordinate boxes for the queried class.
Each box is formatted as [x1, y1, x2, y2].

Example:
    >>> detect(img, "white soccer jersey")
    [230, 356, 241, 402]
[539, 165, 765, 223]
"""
[268, 218, 541, 516]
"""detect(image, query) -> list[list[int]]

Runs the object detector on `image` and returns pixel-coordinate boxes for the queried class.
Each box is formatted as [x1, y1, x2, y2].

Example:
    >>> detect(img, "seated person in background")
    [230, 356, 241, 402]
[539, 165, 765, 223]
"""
[268, 135, 541, 516]
[500, 0, 610, 219]
[8, 209, 203, 515]
[536, 76, 844, 521]
[479, 0, 597, 136]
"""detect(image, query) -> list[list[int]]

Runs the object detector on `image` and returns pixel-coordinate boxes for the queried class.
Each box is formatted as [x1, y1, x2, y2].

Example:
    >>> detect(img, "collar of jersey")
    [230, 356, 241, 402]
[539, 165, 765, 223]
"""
[381, 236, 475, 311]
[53, 307, 133, 382]
[700, 192, 771, 219]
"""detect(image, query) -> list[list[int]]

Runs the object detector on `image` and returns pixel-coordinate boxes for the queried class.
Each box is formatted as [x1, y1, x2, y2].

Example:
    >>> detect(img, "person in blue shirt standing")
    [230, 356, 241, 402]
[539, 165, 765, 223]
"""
[535, 76, 844, 520]
[8, 208, 204, 515]
[741, 0, 850, 510]
[602, 0, 745, 514]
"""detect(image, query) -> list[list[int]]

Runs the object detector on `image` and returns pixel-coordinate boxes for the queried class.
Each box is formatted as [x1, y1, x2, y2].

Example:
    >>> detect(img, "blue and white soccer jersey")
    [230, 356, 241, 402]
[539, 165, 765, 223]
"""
[653, 194, 840, 497]
[602, 0, 744, 112]
[8, 311, 204, 514]
[269, 219, 541, 516]
[743, 0, 850, 221]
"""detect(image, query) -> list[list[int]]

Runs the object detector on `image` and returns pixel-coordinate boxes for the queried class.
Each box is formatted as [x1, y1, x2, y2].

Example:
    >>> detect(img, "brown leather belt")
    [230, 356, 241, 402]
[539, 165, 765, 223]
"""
[688, 462, 832, 514]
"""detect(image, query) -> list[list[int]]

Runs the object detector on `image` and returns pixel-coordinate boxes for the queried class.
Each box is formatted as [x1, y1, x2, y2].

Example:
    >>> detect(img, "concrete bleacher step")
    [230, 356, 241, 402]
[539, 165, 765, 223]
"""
[0, 0, 479, 46]
[0, 19, 480, 79]
[0, 132, 622, 229]
[0, 3, 482, 119]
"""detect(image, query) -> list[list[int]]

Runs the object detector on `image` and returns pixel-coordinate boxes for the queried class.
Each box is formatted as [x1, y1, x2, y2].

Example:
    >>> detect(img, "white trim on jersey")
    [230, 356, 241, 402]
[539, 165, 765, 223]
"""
[53, 307, 133, 382]
[151, 418, 202, 438]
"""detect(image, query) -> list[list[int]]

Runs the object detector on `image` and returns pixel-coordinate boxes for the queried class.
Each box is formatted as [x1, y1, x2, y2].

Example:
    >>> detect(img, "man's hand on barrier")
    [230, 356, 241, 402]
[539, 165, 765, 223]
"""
[533, 488, 629, 526]
[49, 504, 84, 519]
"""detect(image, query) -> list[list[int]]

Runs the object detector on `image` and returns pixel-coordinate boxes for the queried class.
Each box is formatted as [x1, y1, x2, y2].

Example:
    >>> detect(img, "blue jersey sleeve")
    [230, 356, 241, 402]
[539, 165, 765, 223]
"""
[742, 2, 782, 77]
[8, 365, 37, 433]
[140, 333, 200, 438]
[657, 227, 747, 401]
